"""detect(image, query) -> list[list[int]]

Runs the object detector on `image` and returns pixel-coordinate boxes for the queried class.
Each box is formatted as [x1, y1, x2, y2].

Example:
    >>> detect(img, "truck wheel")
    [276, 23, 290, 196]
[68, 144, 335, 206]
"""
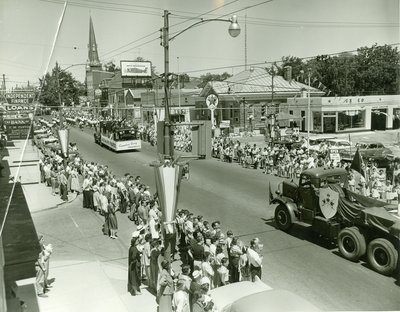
[274, 204, 293, 232]
[338, 227, 366, 262]
[367, 238, 398, 276]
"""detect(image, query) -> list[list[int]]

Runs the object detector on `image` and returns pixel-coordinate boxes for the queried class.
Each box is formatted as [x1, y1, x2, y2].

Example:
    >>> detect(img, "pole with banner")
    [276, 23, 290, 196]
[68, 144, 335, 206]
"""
[153, 159, 184, 262]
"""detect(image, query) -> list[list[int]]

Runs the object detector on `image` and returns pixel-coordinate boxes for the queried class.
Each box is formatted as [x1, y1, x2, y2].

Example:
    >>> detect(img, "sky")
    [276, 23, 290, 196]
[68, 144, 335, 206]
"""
[0, 0, 399, 89]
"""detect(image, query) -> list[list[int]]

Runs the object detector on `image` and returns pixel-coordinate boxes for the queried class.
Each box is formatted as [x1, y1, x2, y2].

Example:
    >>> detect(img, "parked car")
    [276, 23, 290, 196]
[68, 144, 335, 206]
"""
[210, 277, 319, 312]
[291, 137, 336, 152]
[341, 141, 394, 163]
[326, 138, 353, 152]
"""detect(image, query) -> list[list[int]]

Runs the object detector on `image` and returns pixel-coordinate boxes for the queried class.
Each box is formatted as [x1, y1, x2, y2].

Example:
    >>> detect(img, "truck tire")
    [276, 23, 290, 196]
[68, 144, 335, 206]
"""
[274, 204, 293, 232]
[367, 238, 398, 276]
[338, 227, 366, 262]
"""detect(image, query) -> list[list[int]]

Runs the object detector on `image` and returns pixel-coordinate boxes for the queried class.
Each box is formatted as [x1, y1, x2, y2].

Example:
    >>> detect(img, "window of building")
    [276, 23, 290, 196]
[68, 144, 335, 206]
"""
[313, 112, 322, 132]
[338, 110, 366, 131]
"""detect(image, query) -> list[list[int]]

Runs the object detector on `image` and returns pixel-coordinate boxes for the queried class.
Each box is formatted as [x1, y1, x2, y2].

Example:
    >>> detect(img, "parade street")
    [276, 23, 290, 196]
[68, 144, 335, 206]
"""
[42, 126, 399, 311]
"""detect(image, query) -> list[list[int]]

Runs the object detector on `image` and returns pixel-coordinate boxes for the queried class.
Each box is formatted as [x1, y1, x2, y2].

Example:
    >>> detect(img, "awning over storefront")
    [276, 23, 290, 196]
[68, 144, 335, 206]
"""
[275, 112, 303, 121]
[0, 183, 41, 283]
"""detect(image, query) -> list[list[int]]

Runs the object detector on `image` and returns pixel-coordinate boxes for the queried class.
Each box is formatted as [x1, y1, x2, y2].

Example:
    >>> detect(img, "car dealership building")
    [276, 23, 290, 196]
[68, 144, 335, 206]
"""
[282, 94, 400, 134]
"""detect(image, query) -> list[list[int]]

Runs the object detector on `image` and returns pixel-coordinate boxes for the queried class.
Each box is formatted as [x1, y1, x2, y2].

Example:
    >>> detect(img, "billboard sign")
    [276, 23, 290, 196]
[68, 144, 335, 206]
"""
[120, 61, 152, 78]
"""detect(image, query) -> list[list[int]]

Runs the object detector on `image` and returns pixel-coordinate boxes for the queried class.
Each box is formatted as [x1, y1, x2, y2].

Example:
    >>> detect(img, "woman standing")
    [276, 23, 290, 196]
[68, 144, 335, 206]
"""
[108, 193, 118, 239]
[157, 260, 174, 312]
[128, 237, 142, 296]
[70, 166, 80, 194]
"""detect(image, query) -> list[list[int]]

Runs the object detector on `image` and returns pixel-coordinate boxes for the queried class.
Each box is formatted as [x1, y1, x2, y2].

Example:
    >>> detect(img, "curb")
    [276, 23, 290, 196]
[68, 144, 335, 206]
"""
[30, 191, 79, 214]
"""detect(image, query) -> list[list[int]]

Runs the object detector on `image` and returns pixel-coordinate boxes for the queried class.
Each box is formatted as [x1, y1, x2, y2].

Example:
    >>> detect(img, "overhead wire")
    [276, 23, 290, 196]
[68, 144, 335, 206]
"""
[101, 0, 241, 61]
[0, 2, 68, 239]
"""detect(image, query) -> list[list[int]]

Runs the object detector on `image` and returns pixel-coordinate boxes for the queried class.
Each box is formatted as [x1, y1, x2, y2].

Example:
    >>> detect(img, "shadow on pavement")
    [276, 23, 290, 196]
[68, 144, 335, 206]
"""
[263, 218, 337, 251]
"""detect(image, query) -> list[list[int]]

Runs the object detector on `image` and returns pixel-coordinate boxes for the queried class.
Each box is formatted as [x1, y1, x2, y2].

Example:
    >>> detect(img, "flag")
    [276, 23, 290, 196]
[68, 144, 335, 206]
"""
[350, 148, 365, 177]
[269, 182, 274, 205]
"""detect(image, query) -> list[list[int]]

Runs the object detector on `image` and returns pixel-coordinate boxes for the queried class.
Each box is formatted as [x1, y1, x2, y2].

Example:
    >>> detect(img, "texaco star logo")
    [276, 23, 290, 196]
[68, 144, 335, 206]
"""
[206, 94, 219, 109]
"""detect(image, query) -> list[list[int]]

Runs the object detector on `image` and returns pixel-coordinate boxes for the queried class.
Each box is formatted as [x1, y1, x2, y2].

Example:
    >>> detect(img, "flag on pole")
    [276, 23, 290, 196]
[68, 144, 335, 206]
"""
[350, 148, 365, 177]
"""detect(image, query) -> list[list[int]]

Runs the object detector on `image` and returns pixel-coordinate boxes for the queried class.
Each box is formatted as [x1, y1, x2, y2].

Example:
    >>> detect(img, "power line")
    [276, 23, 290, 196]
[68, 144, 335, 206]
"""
[182, 43, 400, 75]
[100, 0, 240, 60]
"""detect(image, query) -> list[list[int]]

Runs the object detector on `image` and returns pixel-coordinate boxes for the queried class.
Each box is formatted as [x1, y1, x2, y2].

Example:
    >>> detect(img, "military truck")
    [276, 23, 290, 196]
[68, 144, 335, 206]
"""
[271, 168, 400, 276]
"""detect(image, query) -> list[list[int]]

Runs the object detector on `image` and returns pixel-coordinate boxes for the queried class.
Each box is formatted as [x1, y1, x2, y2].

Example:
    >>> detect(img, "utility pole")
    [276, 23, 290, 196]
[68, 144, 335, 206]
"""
[162, 10, 173, 158]
[1, 74, 6, 101]
[307, 68, 311, 154]
[177, 57, 181, 108]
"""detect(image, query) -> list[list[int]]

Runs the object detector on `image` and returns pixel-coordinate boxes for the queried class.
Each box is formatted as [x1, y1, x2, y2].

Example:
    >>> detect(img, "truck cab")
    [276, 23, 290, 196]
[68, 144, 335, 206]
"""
[271, 167, 400, 276]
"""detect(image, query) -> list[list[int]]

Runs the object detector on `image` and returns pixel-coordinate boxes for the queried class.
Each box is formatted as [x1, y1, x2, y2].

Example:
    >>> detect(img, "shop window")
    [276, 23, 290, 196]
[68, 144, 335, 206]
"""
[313, 112, 322, 132]
[338, 110, 365, 131]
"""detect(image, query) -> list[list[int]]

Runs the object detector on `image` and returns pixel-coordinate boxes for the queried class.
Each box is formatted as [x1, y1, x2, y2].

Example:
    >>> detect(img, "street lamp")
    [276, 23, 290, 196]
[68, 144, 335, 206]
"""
[156, 10, 240, 261]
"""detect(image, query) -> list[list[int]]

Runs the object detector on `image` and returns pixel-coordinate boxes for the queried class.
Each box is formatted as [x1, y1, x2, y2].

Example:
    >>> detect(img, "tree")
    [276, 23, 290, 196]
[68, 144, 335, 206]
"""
[197, 72, 232, 88]
[38, 63, 83, 107]
[104, 61, 120, 72]
[276, 56, 305, 80]
[353, 44, 399, 95]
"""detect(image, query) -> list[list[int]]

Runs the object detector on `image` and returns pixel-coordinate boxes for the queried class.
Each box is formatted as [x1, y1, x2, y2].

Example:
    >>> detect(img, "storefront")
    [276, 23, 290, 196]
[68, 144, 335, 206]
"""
[283, 95, 400, 133]
[196, 68, 323, 132]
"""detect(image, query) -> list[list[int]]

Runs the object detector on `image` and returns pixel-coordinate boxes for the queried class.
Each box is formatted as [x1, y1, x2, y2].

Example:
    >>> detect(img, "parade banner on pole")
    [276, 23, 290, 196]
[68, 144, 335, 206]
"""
[154, 162, 183, 233]
[57, 129, 69, 158]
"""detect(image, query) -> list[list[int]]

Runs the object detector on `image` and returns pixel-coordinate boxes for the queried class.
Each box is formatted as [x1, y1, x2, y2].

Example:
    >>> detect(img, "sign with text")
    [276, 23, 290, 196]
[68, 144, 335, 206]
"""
[4, 118, 32, 139]
[5, 91, 35, 104]
[3, 104, 35, 112]
[121, 61, 152, 78]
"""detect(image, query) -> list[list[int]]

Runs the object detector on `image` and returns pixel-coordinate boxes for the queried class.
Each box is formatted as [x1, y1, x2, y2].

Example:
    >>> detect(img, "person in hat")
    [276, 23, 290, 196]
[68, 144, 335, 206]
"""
[199, 276, 211, 295]
[157, 260, 174, 312]
[128, 237, 142, 296]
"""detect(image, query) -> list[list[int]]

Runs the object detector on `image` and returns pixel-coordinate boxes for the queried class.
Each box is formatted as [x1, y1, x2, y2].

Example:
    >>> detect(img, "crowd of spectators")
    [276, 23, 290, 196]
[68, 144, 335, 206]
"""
[211, 135, 400, 203]
[35, 119, 264, 312]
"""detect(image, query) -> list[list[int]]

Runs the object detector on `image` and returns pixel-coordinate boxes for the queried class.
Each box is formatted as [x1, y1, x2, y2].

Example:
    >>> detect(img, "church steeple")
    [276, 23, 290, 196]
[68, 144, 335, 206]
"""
[88, 16, 101, 68]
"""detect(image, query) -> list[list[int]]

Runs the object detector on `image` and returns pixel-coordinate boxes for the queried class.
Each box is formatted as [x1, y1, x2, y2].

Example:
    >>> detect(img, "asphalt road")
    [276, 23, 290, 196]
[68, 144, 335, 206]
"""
[67, 126, 400, 311]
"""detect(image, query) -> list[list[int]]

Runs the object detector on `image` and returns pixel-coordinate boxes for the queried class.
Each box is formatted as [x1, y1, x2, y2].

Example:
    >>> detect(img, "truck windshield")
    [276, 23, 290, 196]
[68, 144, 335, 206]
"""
[320, 174, 346, 187]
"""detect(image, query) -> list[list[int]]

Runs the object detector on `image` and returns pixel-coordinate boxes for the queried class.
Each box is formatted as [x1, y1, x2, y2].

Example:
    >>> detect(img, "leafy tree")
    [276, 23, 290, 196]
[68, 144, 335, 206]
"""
[197, 72, 232, 88]
[38, 62, 83, 107]
[276, 44, 399, 96]
[353, 44, 399, 95]
[276, 56, 305, 80]
[104, 61, 120, 72]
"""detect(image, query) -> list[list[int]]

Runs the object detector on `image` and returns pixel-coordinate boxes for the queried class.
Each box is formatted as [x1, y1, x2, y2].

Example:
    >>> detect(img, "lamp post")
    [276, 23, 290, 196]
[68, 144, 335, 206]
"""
[157, 10, 240, 262]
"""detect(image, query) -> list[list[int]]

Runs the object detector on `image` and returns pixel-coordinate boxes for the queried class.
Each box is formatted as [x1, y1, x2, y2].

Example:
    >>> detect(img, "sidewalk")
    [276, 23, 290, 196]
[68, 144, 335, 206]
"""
[5, 140, 157, 312]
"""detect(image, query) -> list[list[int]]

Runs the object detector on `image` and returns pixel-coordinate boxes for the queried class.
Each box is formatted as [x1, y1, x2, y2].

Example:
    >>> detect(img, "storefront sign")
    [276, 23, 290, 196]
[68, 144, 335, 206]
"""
[4, 118, 32, 139]
[220, 120, 230, 128]
[279, 127, 300, 137]
[3, 118, 31, 125]
[5, 92, 35, 104]
[4, 104, 34, 112]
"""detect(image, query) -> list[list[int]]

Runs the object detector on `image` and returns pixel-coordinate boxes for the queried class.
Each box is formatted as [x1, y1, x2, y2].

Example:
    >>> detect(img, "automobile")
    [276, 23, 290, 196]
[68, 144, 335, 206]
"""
[291, 137, 335, 152]
[357, 141, 394, 160]
[340, 141, 394, 163]
[209, 277, 319, 312]
[326, 138, 353, 152]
